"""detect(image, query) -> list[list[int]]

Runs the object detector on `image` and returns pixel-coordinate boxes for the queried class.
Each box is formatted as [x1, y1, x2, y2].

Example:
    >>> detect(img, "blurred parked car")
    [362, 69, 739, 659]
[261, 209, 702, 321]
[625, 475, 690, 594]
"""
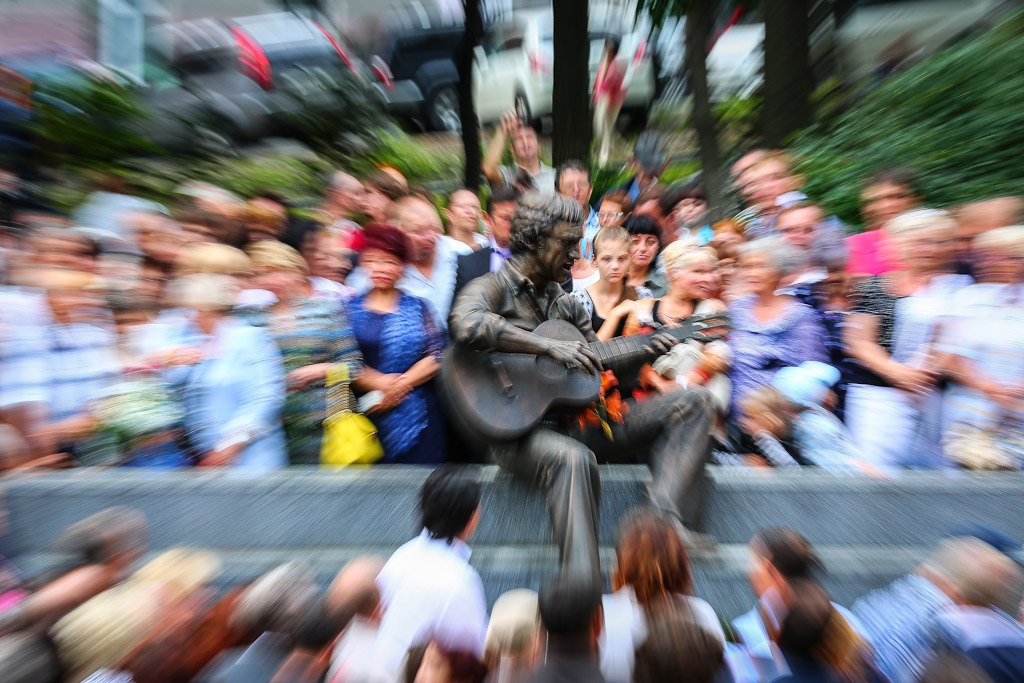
[148, 11, 388, 145]
[471, 9, 656, 127]
[831, 0, 1008, 81]
[372, 23, 464, 132]
[0, 46, 158, 162]
[704, 0, 1010, 101]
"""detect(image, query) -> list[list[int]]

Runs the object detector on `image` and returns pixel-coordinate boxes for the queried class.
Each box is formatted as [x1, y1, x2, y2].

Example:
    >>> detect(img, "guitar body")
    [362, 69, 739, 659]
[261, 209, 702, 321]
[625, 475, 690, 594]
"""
[441, 319, 602, 443]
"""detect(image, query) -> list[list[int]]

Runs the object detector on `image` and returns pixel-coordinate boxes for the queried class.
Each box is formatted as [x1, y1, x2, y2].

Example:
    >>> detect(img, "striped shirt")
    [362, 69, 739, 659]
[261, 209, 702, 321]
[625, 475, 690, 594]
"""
[852, 574, 953, 683]
[0, 288, 50, 408]
[45, 323, 120, 422]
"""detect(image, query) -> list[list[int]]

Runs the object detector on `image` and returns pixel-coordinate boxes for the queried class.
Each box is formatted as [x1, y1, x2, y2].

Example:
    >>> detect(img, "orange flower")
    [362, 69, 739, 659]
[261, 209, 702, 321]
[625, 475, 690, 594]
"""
[605, 389, 628, 423]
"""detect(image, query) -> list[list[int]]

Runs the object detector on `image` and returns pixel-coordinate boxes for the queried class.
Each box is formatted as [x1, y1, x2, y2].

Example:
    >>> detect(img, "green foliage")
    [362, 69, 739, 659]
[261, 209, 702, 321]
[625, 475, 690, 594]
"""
[342, 129, 465, 189]
[792, 10, 1024, 228]
[660, 160, 701, 185]
[634, 0, 692, 26]
[591, 160, 701, 200]
[26, 75, 161, 172]
[714, 95, 761, 155]
[192, 155, 329, 205]
[592, 165, 634, 200]
[35, 154, 331, 214]
[275, 69, 390, 163]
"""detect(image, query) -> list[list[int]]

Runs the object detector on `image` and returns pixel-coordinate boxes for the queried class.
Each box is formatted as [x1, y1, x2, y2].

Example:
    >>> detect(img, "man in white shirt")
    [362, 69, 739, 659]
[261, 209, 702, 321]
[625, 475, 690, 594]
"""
[372, 466, 487, 678]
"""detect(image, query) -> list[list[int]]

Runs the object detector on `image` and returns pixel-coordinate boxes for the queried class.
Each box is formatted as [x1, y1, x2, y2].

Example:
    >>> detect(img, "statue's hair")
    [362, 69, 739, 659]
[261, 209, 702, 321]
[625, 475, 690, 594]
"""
[510, 192, 585, 256]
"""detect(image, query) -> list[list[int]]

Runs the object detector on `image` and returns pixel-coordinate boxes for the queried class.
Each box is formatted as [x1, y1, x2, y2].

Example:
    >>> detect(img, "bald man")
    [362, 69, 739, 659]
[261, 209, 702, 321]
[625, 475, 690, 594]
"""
[854, 536, 1024, 683]
[324, 556, 387, 682]
[955, 197, 1024, 276]
[327, 171, 364, 219]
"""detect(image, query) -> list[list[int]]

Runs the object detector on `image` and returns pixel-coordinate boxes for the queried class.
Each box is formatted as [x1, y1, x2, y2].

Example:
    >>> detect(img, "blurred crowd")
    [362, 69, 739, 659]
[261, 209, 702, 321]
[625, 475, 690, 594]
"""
[3, 108, 1024, 680]
[2, 468, 1023, 683]
[2, 119, 1023, 473]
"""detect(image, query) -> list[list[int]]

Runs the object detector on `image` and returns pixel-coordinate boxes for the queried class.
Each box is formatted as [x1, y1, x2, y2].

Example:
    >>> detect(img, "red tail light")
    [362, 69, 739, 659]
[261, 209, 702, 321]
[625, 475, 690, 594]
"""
[528, 50, 550, 74]
[314, 21, 358, 77]
[232, 26, 273, 91]
[370, 55, 394, 90]
[0, 67, 33, 109]
[634, 39, 649, 65]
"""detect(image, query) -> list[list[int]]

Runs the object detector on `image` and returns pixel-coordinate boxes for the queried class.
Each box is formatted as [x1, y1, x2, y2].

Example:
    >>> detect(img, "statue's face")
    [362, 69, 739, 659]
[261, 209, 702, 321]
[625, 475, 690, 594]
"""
[536, 221, 583, 284]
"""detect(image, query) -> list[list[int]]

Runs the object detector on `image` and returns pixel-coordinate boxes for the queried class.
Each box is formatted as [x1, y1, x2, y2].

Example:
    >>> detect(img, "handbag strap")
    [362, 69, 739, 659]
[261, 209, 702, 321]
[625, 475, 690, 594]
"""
[325, 364, 355, 420]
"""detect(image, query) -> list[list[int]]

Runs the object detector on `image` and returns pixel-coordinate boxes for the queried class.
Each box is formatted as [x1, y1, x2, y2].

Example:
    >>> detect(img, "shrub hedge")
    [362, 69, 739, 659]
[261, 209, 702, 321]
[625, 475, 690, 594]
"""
[792, 10, 1024, 229]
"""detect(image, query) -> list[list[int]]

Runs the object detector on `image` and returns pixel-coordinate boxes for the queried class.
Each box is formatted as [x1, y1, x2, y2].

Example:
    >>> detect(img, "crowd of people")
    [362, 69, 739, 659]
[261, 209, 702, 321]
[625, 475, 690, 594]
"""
[2, 119, 1023, 473]
[2, 111, 1024, 680]
[1, 469, 1023, 682]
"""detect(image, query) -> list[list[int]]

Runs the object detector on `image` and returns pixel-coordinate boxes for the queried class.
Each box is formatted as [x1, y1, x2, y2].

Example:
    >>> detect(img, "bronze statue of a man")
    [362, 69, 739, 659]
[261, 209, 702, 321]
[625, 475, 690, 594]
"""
[448, 191, 714, 578]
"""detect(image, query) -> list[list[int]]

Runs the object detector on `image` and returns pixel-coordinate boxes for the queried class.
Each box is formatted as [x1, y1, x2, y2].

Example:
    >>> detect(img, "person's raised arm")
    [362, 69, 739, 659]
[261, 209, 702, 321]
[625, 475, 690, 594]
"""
[482, 112, 518, 187]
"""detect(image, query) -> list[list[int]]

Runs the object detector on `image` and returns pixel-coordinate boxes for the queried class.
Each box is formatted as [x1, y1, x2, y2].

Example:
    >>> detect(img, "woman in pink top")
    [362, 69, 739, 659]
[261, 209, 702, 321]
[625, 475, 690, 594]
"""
[594, 37, 628, 166]
[845, 167, 920, 276]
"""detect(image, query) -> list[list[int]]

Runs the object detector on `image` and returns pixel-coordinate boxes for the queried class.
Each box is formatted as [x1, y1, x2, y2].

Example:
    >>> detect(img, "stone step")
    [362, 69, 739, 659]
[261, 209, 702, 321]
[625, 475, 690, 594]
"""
[3, 467, 1023, 557]
[11, 544, 926, 620]
[0, 466, 644, 556]
[702, 469, 1024, 546]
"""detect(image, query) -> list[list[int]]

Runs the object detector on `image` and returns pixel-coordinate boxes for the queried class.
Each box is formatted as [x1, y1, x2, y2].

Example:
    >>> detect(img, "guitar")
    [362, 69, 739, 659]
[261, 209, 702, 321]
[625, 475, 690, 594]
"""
[440, 312, 731, 442]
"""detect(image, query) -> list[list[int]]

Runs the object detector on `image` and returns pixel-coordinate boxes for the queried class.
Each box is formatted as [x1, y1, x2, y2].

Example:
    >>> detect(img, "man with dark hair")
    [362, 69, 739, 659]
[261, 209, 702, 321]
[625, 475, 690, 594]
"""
[528, 576, 605, 682]
[634, 185, 677, 248]
[452, 185, 522, 296]
[483, 111, 555, 192]
[734, 527, 867, 681]
[371, 466, 486, 679]
[556, 161, 600, 261]
[609, 131, 667, 203]
[449, 191, 716, 581]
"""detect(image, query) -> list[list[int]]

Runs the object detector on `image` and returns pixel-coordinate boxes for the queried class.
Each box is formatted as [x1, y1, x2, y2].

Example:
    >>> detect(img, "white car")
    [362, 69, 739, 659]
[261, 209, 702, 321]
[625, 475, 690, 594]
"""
[833, 0, 1006, 81]
[471, 9, 656, 125]
[704, 0, 1008, 101]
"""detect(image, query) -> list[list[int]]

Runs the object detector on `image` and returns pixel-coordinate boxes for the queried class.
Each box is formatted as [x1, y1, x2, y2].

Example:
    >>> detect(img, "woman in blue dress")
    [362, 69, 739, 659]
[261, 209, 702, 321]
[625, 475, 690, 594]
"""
[348, 224, 446, 464]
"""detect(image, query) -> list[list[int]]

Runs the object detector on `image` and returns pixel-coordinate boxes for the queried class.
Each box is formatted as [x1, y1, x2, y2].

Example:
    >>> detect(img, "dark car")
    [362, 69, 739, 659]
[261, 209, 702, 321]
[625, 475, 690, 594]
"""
[373, 23, 465, 132]
[0, 46, 146, 164]
[150, 11, 389, 143]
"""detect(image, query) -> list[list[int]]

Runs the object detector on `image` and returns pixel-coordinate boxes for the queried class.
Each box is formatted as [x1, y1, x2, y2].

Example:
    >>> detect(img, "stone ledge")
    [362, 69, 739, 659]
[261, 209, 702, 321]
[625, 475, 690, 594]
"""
[5, 467, 1023, 554]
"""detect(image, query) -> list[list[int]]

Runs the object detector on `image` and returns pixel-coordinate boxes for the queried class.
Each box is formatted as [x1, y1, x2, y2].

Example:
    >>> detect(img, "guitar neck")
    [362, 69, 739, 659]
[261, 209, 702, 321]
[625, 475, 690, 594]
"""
[590, 321, 695, 367]
[589, 312, 732, 367]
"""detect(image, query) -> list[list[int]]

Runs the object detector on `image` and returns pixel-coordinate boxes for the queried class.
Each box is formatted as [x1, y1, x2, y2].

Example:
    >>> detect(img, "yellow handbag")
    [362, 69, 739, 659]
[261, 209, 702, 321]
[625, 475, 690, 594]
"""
[320, 364, 384, 467]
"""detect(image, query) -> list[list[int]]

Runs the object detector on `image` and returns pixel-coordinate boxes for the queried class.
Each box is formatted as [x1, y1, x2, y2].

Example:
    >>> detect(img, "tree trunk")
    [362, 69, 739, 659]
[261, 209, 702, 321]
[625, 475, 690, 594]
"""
[685, 0, 723, 215]
[552, 0, 591, 166]
[458, 0, 484, 189]
[761, 0, 813, 146]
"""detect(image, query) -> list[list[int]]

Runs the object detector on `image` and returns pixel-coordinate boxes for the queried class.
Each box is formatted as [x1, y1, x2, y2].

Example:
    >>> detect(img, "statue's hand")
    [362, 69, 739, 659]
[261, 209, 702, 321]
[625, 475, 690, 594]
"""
[646, 332, 680, 358]
[545, 339, 600, 376]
